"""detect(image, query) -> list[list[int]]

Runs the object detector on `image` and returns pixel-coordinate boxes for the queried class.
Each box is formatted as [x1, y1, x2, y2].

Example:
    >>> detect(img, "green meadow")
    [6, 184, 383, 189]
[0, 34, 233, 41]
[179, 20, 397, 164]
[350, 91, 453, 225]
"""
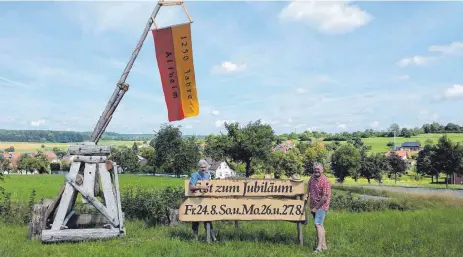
[0, 174, 462, 257]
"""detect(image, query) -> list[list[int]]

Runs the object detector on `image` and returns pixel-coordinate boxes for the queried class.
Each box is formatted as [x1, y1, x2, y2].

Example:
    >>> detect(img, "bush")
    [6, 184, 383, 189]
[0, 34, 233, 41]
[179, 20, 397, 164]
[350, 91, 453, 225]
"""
[330, 191, 391, 212]
[0, 189, 36, 225]
[120, 186, 185, 227]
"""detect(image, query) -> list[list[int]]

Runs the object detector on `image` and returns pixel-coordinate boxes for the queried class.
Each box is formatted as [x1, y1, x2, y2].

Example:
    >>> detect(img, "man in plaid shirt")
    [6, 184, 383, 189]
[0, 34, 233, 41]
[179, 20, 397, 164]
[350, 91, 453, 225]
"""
[308, 162, 331, 253]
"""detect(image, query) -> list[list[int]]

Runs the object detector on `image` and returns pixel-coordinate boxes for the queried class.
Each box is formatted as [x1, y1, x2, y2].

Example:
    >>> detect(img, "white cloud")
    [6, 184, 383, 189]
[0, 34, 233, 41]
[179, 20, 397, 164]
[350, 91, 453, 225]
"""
[396, 56, 434, 67]
[211, 110, 220, 116]
[0, 76, 29, 88]
[278, 1, 373, 34]
[185, 124, 193, 129]
[211, 61, 246, 74]
[393, 75, 410, 81]
[30, 120, 46, 127]
[315, 75, 336, 84]
[71, 2, 186, 35]
[429, 41, 463, 55]
[443, 84, 463, 99]
[336, 123, 347, 129]
[215, 119, 236, 128]
[397, 41, 463, 68]
[370, 121, 379, 128]
[296, 88, 307, 94]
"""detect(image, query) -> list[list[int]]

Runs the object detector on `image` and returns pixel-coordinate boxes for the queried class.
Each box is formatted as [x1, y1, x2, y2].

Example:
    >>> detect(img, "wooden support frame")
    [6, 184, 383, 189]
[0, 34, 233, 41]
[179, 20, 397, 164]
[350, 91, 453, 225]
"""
[36, 144, 125, 243]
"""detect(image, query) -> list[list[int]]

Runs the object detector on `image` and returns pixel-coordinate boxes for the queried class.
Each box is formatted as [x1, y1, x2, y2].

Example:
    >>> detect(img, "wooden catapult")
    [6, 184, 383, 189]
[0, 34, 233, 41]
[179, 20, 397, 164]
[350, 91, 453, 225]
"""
[28, 0, 193, 243]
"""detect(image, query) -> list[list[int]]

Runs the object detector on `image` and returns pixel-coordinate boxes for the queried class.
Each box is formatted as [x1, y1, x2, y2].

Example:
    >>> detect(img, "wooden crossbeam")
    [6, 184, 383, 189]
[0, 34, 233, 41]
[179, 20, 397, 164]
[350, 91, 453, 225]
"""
[64, 176, 119, 228]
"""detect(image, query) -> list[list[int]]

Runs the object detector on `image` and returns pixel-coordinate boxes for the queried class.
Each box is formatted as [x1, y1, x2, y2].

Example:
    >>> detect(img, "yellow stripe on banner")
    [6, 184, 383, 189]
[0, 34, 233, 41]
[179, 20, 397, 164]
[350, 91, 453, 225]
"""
[172, 23, 199, 118]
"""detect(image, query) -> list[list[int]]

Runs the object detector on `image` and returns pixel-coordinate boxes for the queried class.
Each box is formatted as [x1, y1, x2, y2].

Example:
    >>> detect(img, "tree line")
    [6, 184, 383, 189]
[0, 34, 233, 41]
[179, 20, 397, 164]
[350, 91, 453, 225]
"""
[1, 121, 462, 143]
[0, 129, 154, 143]
[2, 120, 463, 188]
[277, 122, 463, 142]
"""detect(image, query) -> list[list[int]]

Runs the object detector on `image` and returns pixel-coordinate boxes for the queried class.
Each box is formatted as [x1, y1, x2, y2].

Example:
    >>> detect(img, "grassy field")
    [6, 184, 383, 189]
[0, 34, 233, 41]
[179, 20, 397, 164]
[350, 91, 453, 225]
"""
[0, 175, 462, 257]
[311, 133, 463, 153]
[1, 208, 462, 257]
[2, 174, 183, 202]
[3, 173, 462, 203]
[0, 140, 143, 153]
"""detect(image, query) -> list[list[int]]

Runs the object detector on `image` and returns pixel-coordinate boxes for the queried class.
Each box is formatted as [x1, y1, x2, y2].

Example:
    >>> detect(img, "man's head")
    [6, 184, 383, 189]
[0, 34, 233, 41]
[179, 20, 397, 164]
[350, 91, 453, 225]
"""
[199, 163, 207, 174]
[313, 162, 324, 178]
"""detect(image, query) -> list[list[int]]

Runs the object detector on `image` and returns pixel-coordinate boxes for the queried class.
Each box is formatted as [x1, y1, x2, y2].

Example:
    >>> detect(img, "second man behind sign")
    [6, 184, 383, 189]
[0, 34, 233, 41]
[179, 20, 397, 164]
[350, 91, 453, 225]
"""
[189, 162, 217, 241]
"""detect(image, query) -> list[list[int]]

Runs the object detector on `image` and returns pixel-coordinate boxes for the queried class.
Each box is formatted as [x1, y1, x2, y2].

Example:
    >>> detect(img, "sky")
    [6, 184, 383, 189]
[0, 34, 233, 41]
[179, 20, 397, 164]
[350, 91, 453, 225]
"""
[1, 0, 463, 136]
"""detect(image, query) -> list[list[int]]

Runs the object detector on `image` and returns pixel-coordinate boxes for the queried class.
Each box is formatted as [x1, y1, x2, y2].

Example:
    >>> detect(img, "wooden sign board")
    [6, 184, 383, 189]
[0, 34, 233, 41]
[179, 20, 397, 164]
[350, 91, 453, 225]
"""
[184, 179, 306, 197]
[179, 198, 306, 222]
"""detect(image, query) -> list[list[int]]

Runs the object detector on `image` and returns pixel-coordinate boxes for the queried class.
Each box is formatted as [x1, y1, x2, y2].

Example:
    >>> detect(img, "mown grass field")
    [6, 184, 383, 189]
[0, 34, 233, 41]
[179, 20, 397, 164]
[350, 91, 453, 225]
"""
[309, 133, 463, 153]
[1, 175, 463, 256]
[0, 140, 143, 153]
[1, 208, 462, 257]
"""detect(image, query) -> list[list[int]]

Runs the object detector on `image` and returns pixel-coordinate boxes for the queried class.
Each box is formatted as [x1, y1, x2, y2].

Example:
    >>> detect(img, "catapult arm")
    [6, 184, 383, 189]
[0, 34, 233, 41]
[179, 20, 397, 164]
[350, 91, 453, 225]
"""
[90, 0, 189, 144]
[90, 3, 162, 144]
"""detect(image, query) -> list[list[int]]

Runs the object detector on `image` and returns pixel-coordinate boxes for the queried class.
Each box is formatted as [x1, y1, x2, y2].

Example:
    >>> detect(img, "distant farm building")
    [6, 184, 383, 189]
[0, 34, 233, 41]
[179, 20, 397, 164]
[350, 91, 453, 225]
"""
[399, 142, 421, 151]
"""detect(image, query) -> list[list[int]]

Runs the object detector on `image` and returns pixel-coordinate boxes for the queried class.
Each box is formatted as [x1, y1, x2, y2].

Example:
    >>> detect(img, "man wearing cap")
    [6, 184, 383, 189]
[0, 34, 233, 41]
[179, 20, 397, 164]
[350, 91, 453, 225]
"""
[189, 162, 217, 241]
[308, 162, 331, 253]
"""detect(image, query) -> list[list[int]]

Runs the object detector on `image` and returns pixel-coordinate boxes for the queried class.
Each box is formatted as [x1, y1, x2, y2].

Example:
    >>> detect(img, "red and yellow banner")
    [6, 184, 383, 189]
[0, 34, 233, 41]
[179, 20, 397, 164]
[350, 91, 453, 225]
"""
[152, 23, 199, 122]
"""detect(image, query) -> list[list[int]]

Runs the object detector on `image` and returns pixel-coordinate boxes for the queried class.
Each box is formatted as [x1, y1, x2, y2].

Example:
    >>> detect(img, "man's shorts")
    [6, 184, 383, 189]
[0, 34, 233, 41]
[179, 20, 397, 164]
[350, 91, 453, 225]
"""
[311, 209, 327, 225]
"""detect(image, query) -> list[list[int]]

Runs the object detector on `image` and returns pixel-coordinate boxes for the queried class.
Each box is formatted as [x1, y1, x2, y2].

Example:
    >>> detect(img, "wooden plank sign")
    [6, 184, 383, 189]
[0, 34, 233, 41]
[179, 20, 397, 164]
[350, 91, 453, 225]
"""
[179, 198, 306, 222]
[184, 179, 306, 197]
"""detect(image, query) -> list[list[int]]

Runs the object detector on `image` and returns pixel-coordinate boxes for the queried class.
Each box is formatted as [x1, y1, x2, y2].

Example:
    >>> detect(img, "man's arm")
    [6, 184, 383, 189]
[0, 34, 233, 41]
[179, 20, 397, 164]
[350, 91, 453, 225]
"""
[188, 174, 207, 192]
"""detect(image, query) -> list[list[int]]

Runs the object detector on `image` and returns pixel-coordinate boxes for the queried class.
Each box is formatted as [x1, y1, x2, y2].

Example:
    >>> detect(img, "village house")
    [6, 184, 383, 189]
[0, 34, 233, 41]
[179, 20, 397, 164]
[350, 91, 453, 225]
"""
[273, 140, 295, 153]
[385, 150, 409, 161]
[199, 157, 236, 179]
[450, 173, 463, 185]
[1, 151, 58, 172]
[1, 152, 22, 169]
[399, 142, 421, 151]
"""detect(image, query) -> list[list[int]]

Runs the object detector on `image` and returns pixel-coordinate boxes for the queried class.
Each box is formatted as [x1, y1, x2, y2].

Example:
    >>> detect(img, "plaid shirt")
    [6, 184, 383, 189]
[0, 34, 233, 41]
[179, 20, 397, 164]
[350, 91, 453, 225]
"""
[308, 175, 331, 211]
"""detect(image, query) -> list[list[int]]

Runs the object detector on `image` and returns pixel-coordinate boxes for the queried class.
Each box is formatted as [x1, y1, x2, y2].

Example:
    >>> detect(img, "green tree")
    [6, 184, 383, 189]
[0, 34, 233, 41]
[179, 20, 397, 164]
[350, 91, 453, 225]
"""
[132, 142, 139, 154]
[52, 147, 66, 159]
[151, 124, 200, 177]
[205, 120, 275, 177]
[361, 153, 389, 184]
[60, 159, 70, 171]
[110, 146, 140, 173]
[170, 137, 201, 177]
[280, 148, 304, 177]
[139, 146, 155, 166]
[331, 144, 361, 183]
[432, 135, 463, 188]
[302, 143, 329, 175]
[416, 144, 439, 183]
[387, 152, 408, 184]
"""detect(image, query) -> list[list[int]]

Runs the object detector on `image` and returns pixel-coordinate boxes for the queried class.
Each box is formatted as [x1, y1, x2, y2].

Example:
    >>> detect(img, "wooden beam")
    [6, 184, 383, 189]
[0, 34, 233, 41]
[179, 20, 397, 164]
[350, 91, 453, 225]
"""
[113, 164, 125, 233]
[82, 163, 97, 204]
[51, 162, 80, 230]
[66, 214, 110, 228]
[41, 228, 122, 243]
[72, 156, 108, 163]
[68, 145, 111, 155]
[98, 163, 119, 225]
[64, 176, 119, 228]
[28, 204, 48, 240]
[296, 196, 303, 246]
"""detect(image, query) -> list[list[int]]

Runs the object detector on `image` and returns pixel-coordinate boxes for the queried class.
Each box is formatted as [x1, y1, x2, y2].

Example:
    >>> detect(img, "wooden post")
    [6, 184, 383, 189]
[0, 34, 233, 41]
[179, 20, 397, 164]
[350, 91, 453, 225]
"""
[28, 204, 47, 240]
[296, 195, 303, 246]
[206, 222, 211, 243]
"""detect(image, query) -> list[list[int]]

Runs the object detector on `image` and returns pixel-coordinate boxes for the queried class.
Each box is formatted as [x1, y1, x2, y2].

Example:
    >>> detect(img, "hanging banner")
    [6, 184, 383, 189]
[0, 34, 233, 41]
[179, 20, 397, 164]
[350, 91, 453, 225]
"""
[152, 22, 199, 122]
